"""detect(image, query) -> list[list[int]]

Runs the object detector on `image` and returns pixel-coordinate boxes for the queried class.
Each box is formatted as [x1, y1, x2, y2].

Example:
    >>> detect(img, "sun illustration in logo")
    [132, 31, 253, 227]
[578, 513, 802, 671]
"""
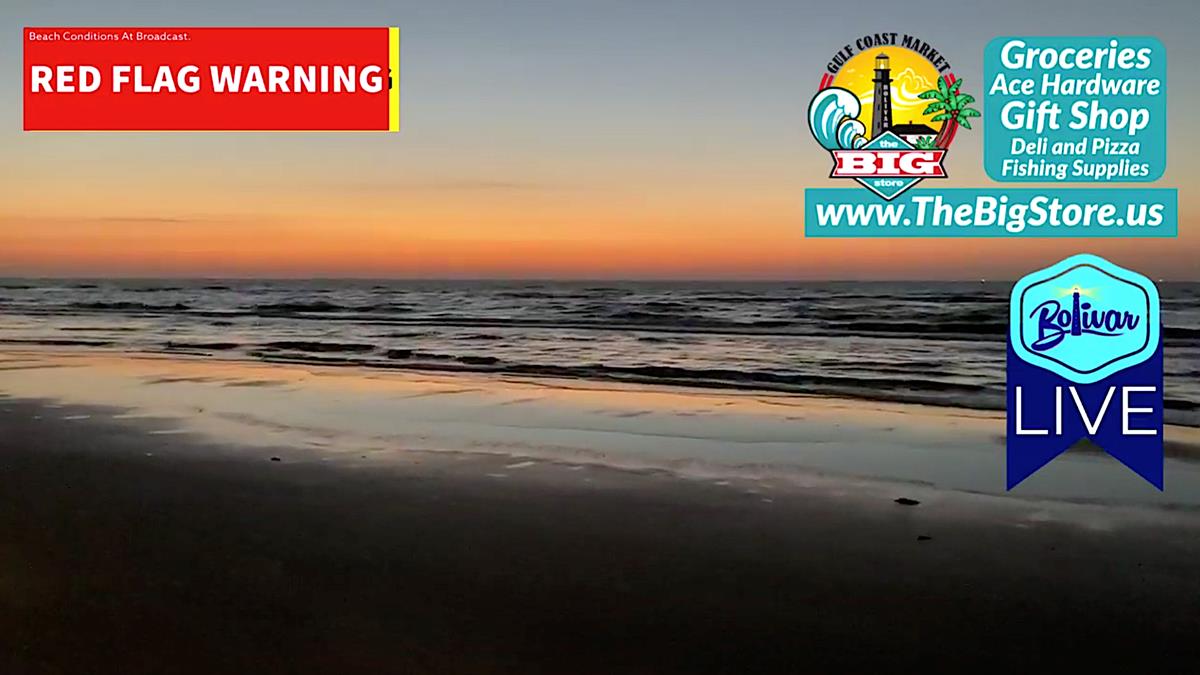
[823, 47, 979, 149]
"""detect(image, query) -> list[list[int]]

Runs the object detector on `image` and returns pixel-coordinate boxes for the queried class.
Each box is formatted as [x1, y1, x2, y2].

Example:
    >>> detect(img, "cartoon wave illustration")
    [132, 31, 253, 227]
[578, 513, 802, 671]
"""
[807, 87, 866, 150]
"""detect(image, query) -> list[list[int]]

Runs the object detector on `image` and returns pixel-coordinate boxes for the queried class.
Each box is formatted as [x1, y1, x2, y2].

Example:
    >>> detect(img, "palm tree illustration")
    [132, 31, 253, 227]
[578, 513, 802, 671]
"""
[918, 77, 981, 148]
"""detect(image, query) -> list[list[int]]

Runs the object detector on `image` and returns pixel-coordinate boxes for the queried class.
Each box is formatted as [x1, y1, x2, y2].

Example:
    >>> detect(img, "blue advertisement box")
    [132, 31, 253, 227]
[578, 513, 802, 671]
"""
[983, 36, 1166, 182]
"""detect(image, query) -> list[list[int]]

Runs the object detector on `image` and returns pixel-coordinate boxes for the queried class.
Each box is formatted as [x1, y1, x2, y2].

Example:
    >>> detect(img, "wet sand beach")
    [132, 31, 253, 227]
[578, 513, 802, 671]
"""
[3, 349, 1200, 673]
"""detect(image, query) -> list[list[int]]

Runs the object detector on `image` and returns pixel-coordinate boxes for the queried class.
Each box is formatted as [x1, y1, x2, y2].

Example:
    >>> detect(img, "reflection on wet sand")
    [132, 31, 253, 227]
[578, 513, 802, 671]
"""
[2, 347, 1199, 509]
[4, 348, 1200, 673]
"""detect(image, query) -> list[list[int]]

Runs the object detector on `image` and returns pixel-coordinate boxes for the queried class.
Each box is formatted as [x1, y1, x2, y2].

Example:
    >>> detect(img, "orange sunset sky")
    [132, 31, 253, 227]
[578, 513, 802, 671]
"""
[2, 0, 1197, 280]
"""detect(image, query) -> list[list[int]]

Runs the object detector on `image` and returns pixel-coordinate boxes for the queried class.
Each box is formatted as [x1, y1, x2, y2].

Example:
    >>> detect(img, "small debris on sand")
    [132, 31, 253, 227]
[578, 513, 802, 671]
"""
[894, 497, 920, 506]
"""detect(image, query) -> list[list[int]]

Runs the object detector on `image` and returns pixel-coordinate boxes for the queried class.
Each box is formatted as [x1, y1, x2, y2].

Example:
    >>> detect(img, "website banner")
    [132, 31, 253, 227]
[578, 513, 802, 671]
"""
[805, 188, 1177, 237]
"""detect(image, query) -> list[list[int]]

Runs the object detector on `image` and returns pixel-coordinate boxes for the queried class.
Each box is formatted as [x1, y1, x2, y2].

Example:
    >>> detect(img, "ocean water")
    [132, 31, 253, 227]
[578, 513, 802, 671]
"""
[1, 279, 1197, 426]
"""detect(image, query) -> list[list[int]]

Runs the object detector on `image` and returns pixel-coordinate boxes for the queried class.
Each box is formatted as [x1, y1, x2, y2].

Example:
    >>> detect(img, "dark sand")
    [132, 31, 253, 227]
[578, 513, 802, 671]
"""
[3, 398, 1200, 674]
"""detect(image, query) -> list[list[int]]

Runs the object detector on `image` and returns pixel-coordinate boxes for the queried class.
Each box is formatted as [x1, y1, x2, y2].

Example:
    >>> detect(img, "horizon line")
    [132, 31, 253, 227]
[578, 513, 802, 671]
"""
[2, 275, 1198, 284]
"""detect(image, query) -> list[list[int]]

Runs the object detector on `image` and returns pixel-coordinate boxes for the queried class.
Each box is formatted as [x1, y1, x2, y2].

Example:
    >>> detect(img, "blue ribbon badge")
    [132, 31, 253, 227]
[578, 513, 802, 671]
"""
[1007, 254, 1163, 489]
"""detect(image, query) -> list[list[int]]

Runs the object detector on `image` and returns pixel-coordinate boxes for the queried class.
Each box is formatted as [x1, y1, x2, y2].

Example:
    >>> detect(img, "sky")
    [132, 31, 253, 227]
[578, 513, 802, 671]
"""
[2, 0, 1198, 279]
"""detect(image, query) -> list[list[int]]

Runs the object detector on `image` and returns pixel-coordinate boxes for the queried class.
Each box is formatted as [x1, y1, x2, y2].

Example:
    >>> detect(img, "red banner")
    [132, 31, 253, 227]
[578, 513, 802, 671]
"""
[23, 27, 400, 131]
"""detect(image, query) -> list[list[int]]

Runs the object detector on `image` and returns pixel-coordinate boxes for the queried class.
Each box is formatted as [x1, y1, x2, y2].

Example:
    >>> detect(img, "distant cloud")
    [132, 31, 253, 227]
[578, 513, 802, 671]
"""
[0, 214, 228, 227]
[313, 178, 558, 194]
[89, 216, 193, 224]
[422, 179, 551, 192]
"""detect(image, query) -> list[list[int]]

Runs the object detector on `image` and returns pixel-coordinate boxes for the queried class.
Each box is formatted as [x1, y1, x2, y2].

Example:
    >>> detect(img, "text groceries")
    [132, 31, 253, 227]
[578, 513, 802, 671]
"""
[983, 37, 1166, 182]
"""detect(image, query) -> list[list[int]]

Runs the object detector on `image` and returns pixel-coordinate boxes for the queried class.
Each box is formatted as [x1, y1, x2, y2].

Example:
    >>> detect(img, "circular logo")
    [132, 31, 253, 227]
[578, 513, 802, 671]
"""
[809, 35, 978, 199]
[814, 35, 975, 151]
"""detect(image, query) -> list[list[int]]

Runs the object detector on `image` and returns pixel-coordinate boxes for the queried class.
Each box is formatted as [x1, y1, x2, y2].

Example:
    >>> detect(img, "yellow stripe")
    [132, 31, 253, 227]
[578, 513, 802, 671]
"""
[388, 27, 400, 132]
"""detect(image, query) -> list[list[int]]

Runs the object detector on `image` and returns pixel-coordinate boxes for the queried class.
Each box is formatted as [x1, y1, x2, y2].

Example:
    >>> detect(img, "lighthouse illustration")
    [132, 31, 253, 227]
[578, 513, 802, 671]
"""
[871, 52, 893, 137]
